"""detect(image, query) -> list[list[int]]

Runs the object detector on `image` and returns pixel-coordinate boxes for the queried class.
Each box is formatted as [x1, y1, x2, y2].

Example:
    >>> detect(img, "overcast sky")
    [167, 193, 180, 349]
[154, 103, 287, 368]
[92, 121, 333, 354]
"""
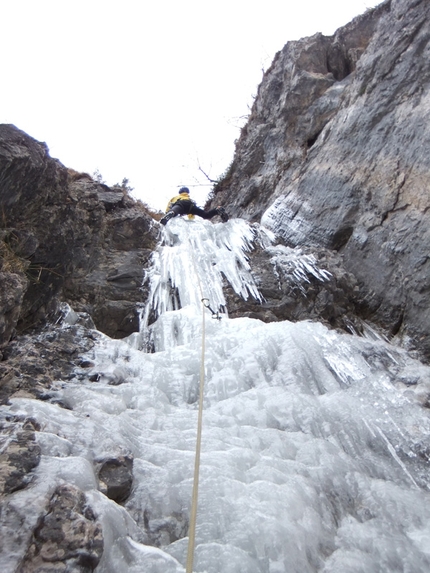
[1, 0, 383, 211]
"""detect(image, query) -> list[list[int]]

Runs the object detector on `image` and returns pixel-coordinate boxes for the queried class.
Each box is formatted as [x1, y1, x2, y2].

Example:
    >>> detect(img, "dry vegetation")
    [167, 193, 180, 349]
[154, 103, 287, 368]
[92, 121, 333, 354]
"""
[135, 200, 163, 221]
[0, 235, 28, 274]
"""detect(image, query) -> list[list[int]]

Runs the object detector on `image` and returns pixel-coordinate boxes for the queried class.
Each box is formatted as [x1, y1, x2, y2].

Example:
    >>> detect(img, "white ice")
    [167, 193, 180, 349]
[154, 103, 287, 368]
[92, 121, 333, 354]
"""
[2, 217, 430, 573]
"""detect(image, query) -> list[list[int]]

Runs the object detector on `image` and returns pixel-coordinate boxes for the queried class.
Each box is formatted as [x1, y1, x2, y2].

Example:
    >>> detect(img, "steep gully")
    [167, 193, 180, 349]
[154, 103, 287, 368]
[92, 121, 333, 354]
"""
[1, 0, 430, 570]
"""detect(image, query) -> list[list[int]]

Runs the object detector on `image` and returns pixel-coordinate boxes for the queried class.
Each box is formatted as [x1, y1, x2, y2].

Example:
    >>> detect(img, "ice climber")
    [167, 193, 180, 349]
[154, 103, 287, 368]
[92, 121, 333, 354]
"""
[160, 187, 229, 226]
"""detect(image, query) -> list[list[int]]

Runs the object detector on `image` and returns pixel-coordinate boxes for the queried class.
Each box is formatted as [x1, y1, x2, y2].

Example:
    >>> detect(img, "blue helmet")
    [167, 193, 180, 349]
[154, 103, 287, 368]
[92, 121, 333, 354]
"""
[179, 186, 190, 194]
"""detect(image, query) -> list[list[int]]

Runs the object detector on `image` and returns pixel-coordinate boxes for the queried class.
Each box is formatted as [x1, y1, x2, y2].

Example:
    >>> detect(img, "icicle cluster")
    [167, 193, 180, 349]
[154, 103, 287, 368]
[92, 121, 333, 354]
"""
[140, 218, 266, 351]
[268, 244, 332, 293]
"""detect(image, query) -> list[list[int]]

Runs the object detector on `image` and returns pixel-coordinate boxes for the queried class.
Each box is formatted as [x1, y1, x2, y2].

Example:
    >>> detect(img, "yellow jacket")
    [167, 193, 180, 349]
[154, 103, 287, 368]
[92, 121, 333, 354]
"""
[166, 192, 195, 220]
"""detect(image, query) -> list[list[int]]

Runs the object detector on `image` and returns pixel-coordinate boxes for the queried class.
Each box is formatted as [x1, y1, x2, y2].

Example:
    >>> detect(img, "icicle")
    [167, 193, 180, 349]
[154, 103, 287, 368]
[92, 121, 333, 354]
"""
[140, 218, 265, 350]
[267, 244, 332, 294]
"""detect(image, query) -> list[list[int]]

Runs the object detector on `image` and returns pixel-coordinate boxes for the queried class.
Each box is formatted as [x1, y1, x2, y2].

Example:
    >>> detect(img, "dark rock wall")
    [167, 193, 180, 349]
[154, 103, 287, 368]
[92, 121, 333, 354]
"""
[209, 0, 430, 359]
[0, 124, 158, 346]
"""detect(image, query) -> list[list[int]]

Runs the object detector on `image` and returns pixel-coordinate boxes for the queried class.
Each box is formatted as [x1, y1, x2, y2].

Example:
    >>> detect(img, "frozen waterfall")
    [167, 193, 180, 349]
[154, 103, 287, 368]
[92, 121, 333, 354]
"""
[4, 218, 430, 573]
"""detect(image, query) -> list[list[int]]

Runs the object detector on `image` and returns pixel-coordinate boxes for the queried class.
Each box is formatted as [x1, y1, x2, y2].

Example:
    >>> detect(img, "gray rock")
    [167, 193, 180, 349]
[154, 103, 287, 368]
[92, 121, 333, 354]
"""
[0, 124, 158, 342]
[0, 417, 41, 495]
[0, 270, 28, 348]
[225, 240, 363, 335]
[209, 0, 430, 360]
[20, 484, 103, 573]
[210, 2, 388, 220]
[98, 456, 133, 503]
[0, 325, 98, 405]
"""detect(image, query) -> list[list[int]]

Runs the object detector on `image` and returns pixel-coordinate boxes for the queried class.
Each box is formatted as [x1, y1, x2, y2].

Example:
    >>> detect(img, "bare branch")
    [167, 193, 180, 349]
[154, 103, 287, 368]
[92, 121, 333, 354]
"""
[198, 164, 217, 184]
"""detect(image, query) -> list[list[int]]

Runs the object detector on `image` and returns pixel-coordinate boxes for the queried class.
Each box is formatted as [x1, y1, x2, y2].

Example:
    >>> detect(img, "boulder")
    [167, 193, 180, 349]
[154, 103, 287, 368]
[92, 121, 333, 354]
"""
[98, 456, 134, 503]
[20, 484, 103, 573]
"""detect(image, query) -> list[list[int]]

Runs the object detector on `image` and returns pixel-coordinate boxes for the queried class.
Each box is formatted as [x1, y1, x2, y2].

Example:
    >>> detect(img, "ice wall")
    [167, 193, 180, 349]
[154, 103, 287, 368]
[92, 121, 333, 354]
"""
[3, 218, 430, 573]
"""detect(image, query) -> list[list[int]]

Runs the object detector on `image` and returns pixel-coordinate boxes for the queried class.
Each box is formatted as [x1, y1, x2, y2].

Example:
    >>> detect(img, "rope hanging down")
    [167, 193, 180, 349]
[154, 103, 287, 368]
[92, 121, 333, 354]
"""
[185, 226, 223, 572]
[185, 297, 206, 573]
[184, 222, 226, 573]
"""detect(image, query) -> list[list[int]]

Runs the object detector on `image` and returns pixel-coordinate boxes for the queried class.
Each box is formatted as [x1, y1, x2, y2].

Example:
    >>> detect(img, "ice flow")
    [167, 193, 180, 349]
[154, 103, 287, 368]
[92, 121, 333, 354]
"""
[5, 218, 430, 573]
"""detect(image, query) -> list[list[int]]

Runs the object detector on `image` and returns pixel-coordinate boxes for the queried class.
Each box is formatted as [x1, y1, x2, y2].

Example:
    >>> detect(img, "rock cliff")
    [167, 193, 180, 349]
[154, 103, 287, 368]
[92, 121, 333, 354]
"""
[0, 124, 158, 352]
[210, 0, 430, 360]
[0, 125, 158, 571]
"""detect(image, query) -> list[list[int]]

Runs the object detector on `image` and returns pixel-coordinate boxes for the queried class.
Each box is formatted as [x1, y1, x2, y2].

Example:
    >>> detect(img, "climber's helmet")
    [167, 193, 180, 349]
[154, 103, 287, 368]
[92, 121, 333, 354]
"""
[179, 187, 190, 194]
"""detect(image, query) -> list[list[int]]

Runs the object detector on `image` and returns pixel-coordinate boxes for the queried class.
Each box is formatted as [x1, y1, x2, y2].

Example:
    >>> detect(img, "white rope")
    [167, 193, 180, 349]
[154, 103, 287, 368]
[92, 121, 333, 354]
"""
[186, 227, 207, 573]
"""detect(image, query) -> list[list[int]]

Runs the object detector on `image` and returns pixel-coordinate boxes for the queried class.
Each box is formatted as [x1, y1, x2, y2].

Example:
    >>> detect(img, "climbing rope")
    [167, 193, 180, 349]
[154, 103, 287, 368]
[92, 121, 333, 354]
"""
[185, 226, 220, 573]
[185, 295, 206, 573]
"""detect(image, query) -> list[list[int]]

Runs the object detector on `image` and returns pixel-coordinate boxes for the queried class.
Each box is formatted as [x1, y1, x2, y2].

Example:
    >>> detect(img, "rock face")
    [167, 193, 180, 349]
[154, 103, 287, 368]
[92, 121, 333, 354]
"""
[98, 456, 134, 503]
[20, 484, 104, 573]
[0, 417, 41, 496]
[0, 124, 158, 347]
[211, 1, 389, 219]
[209, 0, 430, 360]
[0, 126, 157, 571]
[0, 325, 99, 406]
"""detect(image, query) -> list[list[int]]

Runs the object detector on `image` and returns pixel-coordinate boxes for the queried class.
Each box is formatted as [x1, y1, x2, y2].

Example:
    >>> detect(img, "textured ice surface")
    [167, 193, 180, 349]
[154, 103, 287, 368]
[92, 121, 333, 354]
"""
[141, 218, 266, 351]
[3, 218, 430, 573]
[261, 193, 315, 246]
[267, 243, 332, 293]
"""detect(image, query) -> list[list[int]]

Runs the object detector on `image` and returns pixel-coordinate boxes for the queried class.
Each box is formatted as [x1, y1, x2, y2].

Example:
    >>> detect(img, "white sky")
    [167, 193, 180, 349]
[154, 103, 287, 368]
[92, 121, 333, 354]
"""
[1, 0, 382, 212]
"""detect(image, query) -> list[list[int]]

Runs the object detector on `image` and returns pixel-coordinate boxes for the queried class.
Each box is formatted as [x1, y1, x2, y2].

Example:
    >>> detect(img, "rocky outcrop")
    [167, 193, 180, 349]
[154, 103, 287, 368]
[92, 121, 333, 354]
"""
[224, 238, 363, 336]
[210, 1, 389, 220]
[0, 324, 99, 405]
[210, 0, 430, 360]
[98, 456, 134, 503]
[0, 125, 155, 571]
[0, 124, 158, 346]
[61, 173, 158, 338]
[0, 126, 154, 569]
[20, 484, 104, 573]
[0, 417, 41, 496]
